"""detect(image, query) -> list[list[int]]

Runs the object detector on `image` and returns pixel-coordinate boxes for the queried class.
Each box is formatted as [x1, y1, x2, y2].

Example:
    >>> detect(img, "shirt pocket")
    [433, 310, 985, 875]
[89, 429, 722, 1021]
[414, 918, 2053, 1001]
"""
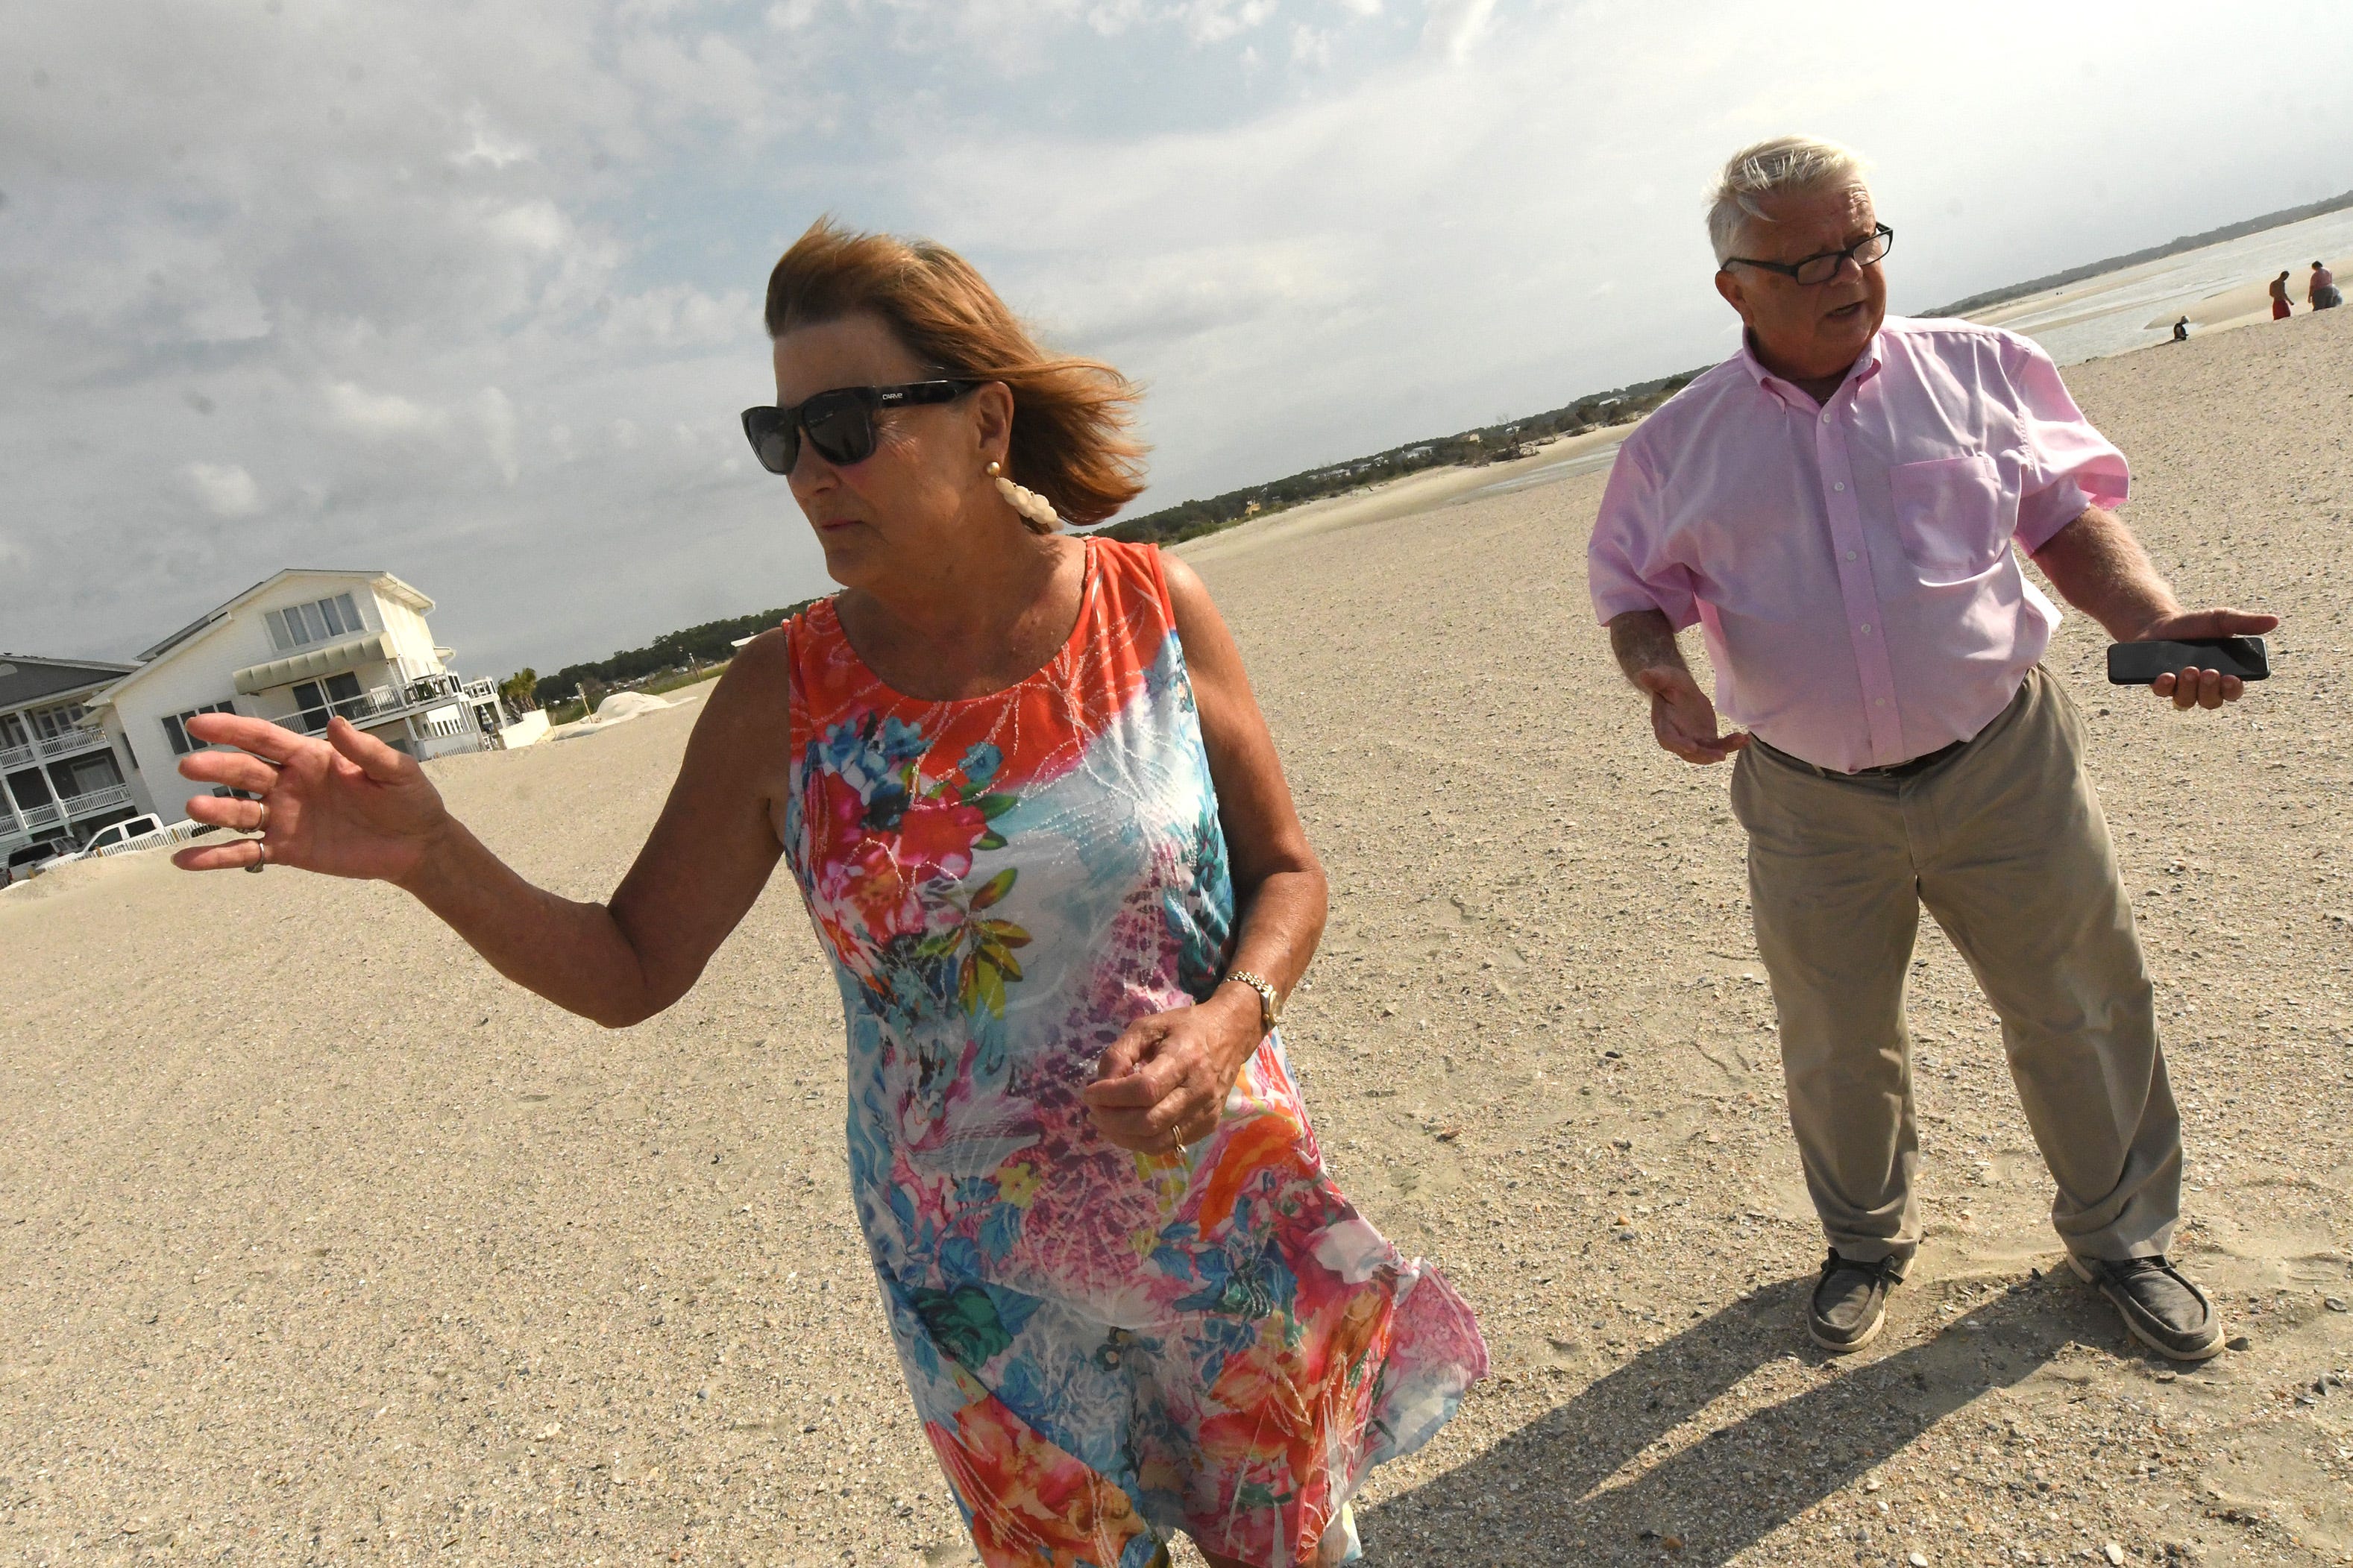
[1888, 452, 2006, 585]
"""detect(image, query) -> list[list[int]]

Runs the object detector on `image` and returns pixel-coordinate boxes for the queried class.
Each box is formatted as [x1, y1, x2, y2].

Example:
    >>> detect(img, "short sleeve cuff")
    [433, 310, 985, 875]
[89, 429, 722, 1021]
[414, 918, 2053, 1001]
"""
[1591, 586, 1699, 631]
[2014, 479, 2090, 555]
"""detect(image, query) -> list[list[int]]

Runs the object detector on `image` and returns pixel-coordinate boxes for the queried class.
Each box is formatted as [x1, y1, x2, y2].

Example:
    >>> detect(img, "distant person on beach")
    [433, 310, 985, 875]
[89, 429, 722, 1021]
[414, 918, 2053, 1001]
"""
[2171, 315, 2190, 341]
[1588, 134, 2278, 1361]
[170, 223, 1485, 1567]
[2312, 260, 2342, 310]
[2270, 269, 2293, 319]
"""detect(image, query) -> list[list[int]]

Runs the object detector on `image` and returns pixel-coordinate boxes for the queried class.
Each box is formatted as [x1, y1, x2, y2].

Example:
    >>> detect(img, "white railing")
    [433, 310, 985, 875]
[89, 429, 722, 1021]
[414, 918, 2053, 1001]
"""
[87, 819, 218, 859]
[1, 783, 134, 843]
[275, 669, 497, 739]
[58, 783, 135, 819]
[0, 728, 112, 772]
[8, 802, 63, 835]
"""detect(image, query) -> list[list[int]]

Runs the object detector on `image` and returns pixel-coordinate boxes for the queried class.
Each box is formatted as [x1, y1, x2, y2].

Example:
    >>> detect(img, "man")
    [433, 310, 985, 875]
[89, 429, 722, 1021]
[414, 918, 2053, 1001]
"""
[1586, 136, 2276, 1360]
[2269, 270, 2293, 320]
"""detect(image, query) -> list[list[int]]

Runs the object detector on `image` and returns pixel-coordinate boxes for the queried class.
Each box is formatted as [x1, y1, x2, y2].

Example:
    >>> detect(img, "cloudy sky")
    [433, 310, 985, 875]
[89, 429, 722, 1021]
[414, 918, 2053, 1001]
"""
[7, 0, 2350, 678]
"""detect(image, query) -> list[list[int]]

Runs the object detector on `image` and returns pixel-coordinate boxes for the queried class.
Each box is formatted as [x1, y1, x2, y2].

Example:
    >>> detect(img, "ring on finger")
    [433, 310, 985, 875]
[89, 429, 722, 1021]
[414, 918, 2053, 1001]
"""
[254, 799, 271, 833]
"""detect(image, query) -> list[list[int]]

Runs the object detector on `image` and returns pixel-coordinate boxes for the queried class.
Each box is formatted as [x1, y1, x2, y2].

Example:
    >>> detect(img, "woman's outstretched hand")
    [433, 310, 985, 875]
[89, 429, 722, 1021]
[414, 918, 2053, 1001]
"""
[172, 713, 453, 882]
[1083, 987, 1264, 1154]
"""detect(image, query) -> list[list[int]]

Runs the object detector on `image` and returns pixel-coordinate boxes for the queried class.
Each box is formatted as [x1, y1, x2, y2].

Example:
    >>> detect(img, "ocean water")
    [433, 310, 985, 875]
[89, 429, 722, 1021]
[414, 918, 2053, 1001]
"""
[1982, 207, 2353, 365]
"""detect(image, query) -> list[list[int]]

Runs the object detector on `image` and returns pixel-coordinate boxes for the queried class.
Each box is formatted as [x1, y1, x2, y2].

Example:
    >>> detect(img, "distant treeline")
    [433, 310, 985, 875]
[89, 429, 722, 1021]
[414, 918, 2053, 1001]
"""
[538, 602, 819, 705]
[1925, 187, 2353, 318]
[1095, 368, 1704, 547]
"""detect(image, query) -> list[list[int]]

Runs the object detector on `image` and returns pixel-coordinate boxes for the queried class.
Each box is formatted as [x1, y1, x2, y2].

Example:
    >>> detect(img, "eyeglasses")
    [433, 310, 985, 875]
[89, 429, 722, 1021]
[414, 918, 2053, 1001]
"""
[740, 380, 979, 475]
[1723, 224, 1894, 286]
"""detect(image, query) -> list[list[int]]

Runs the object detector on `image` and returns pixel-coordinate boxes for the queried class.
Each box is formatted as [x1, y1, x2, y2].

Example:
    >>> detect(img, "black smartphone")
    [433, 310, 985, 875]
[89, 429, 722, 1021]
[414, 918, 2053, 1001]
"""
[2105, 636, 2269, 684]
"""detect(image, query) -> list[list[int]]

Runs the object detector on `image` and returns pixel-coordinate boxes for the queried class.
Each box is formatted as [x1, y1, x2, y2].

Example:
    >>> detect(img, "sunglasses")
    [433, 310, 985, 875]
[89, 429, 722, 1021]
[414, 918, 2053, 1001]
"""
[740, 380, 980, 475]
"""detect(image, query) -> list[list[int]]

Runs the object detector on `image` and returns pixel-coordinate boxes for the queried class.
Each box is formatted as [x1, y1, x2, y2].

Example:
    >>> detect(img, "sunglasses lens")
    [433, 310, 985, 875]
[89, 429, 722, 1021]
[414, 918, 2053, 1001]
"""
[744, 410, 797, 475]
[802, 401, 876, 467]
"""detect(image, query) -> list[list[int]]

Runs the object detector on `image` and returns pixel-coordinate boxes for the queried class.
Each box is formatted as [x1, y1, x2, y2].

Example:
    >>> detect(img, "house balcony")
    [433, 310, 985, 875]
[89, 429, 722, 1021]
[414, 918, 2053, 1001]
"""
[3, 783, 135, 842]
[1, 783, 138, 859]
[286, 674, 493, 738]
[0, 727, 113, 774]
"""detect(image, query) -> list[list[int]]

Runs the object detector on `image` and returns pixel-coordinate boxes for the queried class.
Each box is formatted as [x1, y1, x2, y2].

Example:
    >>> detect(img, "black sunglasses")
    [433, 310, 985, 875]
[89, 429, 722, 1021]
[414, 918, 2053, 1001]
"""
[740, 380, 980, 475]
[1724, 224, 1894, 286]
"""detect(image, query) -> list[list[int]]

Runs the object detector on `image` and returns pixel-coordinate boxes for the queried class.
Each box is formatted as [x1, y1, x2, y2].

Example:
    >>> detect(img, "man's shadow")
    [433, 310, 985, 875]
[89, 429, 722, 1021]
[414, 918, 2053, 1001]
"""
[1360, 1266, 2118, 1564]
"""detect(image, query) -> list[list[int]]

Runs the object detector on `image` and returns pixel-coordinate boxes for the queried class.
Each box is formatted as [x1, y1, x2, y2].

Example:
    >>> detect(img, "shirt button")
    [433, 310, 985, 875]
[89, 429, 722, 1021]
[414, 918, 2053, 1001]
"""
[1844, 550, 1858, 561]
[1833, 481, 1847, 492]
[1874, 697, 1888, 708]
[1859, 623, 1872, 635]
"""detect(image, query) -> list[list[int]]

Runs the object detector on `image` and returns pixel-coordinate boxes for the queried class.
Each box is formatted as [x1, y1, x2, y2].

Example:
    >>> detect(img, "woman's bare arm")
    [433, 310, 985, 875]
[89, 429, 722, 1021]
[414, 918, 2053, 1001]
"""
[176, 632, 793, 1027]
[1083, 553, 1330, 1152]
[1163, 555, 1328, 1005]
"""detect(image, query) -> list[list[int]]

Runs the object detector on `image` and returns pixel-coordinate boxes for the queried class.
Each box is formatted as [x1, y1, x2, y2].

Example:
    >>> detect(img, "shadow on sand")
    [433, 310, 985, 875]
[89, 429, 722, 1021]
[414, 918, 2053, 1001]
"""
[1359, 1266, 2126, 1565]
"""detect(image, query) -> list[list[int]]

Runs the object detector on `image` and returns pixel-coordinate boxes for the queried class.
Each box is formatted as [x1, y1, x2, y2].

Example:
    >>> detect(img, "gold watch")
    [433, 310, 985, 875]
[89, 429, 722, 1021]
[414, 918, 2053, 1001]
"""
[1223, 969, 1281, 1036]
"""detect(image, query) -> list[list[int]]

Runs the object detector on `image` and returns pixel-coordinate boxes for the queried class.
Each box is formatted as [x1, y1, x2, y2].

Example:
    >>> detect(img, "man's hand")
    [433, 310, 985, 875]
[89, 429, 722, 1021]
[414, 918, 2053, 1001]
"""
[2133, 608, 2279, 711]
[1634, 666, 1750, 764]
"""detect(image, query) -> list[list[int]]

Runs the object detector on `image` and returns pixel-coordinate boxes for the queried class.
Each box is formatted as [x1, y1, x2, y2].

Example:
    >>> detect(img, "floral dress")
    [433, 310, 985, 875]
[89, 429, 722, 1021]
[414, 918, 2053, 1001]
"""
[779, 538, 1486, 1568]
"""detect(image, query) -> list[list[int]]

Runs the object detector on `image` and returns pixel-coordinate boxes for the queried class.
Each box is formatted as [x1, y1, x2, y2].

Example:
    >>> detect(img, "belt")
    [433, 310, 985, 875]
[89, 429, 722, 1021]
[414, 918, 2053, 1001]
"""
[1756, 734, 1967, 781]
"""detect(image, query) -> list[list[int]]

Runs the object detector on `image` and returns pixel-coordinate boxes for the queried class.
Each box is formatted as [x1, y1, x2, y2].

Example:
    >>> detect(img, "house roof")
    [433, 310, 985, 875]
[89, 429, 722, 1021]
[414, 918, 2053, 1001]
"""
[101, 570, 438, 708]
[0, 655, 141, 713]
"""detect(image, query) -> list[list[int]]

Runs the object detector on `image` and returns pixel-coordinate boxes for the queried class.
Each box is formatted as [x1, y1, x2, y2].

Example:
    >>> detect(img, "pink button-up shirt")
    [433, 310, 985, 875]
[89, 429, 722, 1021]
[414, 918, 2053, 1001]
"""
[1588, 316, 2129, 773]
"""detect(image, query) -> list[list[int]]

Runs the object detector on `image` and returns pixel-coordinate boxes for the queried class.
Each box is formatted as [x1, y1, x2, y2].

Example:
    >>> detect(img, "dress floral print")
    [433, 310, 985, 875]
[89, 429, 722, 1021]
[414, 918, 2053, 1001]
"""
[779, 538, 1486, 1567]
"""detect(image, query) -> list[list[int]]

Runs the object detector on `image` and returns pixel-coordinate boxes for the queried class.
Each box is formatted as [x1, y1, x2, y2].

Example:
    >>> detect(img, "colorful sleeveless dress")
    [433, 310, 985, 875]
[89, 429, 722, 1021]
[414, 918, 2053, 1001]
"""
[779, 538, 1486, 1567]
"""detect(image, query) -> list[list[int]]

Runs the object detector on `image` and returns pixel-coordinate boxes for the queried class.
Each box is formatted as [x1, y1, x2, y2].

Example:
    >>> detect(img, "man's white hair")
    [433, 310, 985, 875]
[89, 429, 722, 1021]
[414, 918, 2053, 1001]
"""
[1706, 136, 1870, 265]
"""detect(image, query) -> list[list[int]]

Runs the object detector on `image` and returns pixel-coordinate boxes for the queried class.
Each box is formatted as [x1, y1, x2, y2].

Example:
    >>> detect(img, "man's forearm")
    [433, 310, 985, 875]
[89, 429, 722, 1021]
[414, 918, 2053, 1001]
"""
[2029, 506, 2184, 641]
[1609, 608, 1688, 684]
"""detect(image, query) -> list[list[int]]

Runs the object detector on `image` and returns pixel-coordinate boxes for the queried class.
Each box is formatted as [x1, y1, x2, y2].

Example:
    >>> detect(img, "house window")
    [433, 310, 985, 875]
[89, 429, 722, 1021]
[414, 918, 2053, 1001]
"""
[59, 752, 122, 799]
[289, 673, 364, 734]
[163, 701, 237, 756]
[29, 703, 89, 741]
[265, 592, 364, 652]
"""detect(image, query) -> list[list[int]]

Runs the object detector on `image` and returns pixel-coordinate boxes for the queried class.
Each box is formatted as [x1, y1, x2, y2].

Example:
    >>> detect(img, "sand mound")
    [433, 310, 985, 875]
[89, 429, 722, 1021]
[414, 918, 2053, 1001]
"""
[0, 848, 158, 901]
[546, 686, 709, 741]
[595, 690, 676, 722]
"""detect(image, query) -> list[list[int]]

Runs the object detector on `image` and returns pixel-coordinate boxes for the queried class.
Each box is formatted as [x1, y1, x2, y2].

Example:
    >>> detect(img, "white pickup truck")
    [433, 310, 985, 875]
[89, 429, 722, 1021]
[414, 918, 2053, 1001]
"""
[72, 815, 219, 860]
[0, 816, 223, 889]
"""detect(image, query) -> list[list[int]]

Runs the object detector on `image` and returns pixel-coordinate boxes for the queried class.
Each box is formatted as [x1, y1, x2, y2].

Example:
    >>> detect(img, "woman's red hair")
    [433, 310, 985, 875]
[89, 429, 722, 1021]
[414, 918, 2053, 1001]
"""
[764, 219, 1146, 531]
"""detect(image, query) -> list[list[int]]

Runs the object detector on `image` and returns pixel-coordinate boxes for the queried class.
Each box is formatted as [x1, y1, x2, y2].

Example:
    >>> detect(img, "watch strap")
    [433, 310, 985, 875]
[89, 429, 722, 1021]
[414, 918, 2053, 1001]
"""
[1224, 969, 1280, 1035]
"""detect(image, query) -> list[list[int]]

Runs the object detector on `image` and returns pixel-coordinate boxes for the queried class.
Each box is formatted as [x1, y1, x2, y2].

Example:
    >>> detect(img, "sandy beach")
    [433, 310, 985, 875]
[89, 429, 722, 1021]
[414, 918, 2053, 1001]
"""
[1964, 207, 2353, 365]
[5, 304, 2350, 1567]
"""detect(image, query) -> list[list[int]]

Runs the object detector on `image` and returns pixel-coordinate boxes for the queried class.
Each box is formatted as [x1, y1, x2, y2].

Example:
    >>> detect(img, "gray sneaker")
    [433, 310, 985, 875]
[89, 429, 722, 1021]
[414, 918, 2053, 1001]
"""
[1809, 1250, 1903, 1353]
[2067, 1253, 2224, 1361]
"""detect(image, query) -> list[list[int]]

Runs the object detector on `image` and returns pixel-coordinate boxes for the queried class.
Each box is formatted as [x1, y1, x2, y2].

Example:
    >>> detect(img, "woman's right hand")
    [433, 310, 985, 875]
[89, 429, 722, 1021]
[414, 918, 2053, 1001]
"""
[172, 713, 454, 882]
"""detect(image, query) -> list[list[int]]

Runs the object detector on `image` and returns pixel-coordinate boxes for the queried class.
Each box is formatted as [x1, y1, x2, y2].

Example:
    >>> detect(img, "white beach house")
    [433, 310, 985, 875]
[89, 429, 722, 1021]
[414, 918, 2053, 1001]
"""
[0, 655, 153, 862]
[91, 569, 520, 827]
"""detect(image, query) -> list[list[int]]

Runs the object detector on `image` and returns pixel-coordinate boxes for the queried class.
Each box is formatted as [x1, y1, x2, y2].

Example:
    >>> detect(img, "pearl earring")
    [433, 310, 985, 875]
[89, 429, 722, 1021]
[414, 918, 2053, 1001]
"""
[986, 460, 1061, 530]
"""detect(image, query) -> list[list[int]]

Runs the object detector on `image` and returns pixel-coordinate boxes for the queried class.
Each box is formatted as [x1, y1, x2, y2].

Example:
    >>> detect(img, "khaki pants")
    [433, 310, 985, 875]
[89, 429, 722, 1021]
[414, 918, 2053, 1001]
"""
[1728, 666, 2181, 1269]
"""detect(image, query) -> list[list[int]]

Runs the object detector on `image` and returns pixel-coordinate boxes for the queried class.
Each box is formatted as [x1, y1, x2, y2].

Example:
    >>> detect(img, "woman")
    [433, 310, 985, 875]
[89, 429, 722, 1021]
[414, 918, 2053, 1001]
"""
[175, 221, 1485, 1568]
[2311, 260, 2341, 311]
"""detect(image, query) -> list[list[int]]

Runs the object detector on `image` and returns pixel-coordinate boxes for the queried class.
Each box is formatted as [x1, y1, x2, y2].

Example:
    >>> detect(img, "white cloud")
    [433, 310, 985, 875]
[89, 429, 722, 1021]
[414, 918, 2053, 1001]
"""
[324, 383, 450, 441]
[453, 107, 538, 170]
[1181, 0, 1277, 44]
[1419, 0, 1496, 63]
[477, 388, 521, 484]
[183, 462, 263, 518]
